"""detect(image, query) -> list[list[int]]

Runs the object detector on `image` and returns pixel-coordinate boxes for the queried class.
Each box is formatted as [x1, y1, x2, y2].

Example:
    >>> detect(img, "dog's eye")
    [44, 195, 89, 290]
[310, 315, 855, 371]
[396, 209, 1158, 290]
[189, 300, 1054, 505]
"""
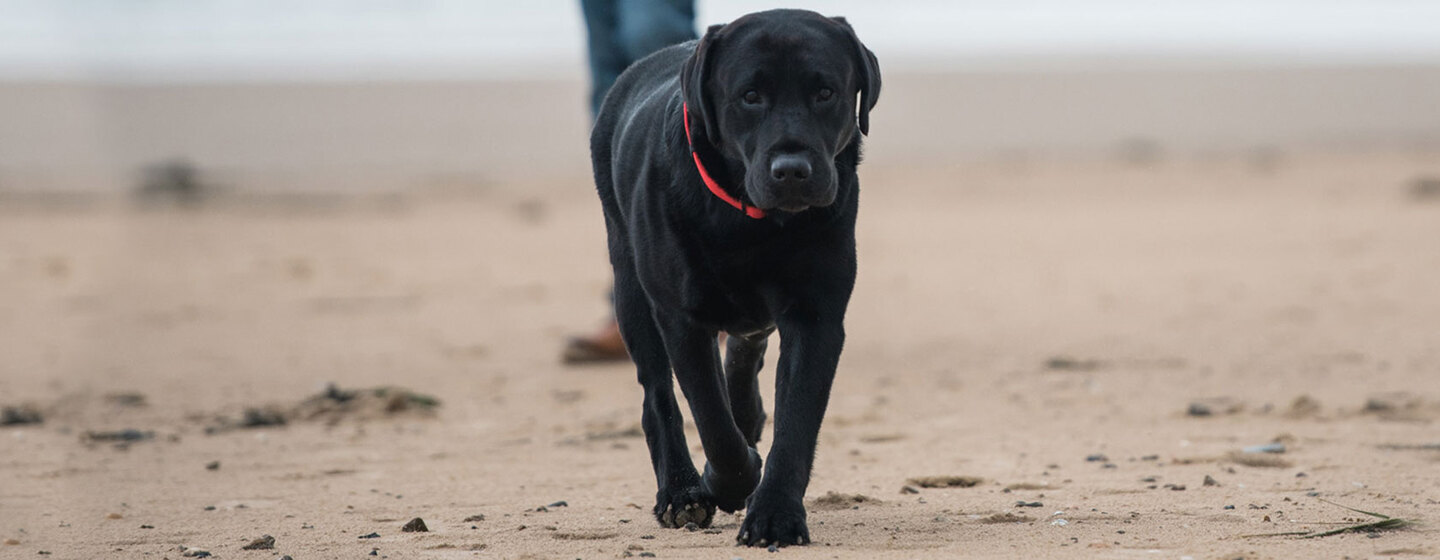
[817, 87, 834, 102]
[742, 90, 762, 105]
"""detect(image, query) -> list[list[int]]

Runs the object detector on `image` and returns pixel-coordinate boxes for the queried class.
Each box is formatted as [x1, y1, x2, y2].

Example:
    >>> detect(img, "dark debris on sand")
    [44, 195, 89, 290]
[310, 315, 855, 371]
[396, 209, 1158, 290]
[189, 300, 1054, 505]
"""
[809, 491, 881, 511]
[1186, 397, 1245, 417]
[84, 429, 154, 442]
[981, 512, 1035, 524]
[1410, 175, 1440, 200]
[907, 475, 983, 489]
[103, 393, 148, 408]
[240, 535, 275, 550]
[1, 405, 43, 426]
[1044, 356, 1103, 371]
[206, 383, 441, 433]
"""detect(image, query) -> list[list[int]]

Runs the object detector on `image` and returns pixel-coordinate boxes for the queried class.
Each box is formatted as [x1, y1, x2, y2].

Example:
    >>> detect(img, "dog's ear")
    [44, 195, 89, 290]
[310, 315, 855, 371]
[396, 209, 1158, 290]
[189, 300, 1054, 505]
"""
[681, 24, 725, 147]
[830, 16, 881, 135]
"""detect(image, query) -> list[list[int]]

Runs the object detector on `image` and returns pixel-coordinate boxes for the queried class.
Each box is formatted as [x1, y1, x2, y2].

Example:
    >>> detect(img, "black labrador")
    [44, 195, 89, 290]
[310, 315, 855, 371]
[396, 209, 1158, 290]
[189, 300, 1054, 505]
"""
[591, 9, 879, 547]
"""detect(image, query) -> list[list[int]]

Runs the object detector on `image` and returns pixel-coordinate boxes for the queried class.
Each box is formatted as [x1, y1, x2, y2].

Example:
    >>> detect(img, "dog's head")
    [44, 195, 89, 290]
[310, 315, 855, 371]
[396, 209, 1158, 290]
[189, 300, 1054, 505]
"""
[682, 9, 881, 214]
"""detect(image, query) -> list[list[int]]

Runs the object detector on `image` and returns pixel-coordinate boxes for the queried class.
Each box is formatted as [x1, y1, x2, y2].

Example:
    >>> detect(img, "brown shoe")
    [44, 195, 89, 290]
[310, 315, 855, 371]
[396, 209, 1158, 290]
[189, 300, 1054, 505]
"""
[561, 320, 630, 364]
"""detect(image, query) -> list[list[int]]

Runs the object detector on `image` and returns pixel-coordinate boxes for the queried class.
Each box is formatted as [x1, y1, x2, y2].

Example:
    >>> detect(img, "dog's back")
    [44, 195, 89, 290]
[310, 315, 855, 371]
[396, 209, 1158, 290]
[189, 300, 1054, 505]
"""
[590, 41, 693, 232]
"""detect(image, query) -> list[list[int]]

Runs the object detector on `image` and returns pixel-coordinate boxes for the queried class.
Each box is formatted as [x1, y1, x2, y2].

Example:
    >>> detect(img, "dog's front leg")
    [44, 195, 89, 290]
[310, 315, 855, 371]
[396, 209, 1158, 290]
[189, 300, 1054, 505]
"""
[654, 312, 764, 515]
[736, 312, 843, 547]
[612, 267, 714, 529]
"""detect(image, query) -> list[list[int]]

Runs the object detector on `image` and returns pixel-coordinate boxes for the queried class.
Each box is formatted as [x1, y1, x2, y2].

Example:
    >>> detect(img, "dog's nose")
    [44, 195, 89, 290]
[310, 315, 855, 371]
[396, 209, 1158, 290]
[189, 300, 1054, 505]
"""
[770, 155, 811, 183]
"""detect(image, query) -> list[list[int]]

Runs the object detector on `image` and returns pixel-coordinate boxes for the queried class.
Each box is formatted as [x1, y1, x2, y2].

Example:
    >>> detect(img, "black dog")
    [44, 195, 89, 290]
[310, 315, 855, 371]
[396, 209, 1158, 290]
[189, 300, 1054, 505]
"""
[591, 9, 879, 547]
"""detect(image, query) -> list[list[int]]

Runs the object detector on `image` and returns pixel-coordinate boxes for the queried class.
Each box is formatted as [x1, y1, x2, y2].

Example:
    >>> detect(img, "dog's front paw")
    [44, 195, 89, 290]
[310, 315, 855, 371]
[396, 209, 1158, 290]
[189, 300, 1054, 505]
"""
[654, 484, 715, 529]
[701, 447, 762, 513]
[736, 494, 809, 547]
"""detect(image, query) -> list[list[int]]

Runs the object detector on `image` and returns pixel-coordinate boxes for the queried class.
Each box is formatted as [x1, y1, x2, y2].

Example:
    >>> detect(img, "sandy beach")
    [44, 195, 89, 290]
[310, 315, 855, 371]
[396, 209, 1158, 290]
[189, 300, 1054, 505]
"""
[2, 67, 1440, 558]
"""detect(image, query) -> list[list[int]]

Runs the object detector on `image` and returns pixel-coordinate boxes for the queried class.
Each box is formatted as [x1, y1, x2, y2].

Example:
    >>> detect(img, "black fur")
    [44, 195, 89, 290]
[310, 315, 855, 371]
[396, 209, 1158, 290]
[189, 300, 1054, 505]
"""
[591, 9, 880, 547]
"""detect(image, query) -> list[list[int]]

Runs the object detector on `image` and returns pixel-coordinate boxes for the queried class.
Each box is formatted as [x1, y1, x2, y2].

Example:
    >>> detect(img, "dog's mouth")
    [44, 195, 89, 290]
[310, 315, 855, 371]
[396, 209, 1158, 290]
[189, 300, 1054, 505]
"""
[775, 204, 811, 213]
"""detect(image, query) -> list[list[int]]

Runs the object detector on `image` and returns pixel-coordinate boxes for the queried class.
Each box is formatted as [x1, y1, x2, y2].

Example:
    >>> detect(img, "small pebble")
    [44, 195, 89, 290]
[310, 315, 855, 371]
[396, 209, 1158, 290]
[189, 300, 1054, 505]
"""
[203, 506, 215, 511]
[1085, 454, 1108, 462]
[1203, 475, 1219, 487]
[106, 513, 123, 520]
[205, 461, 220, 471]
[1015, 501, 1043, 508]
[640, 553, 657, 558]
[1242, 443, 1286, 454]
[401, 518, 428, 533]
[899, 485, 919, 494]
[463, 514, 486, 522]
[3, 539, 18, 545]
[547, 500, 569, 508]
[369, 548, 378, 556]
[281, 557, 293, 560]
[1223, 505, 1235, 510]
[767, 544, 778, 553]
[358, 532, 380, 539]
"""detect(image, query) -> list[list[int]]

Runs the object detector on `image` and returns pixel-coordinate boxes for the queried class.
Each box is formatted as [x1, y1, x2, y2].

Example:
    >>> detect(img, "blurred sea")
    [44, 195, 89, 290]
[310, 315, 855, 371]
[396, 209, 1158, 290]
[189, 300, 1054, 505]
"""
[3, 0, 1440, 82]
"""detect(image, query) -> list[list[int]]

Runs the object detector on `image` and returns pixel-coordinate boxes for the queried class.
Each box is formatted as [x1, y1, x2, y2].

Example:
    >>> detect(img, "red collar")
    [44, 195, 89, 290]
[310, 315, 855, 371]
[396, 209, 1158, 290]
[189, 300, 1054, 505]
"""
[683, 103, 766, 219]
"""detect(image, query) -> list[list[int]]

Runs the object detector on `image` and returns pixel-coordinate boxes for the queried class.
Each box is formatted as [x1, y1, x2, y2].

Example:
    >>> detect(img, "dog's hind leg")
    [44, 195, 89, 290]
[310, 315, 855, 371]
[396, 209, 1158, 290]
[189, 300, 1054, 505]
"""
[613, 267, 714, 529]
[724, 330, 772, 447]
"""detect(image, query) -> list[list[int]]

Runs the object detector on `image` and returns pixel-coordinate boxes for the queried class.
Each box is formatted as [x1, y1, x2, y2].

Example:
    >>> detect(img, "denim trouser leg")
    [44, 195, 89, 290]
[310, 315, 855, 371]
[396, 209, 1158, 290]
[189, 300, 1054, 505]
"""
[581, 0, 696, 118]
[616, 0, 696, 64]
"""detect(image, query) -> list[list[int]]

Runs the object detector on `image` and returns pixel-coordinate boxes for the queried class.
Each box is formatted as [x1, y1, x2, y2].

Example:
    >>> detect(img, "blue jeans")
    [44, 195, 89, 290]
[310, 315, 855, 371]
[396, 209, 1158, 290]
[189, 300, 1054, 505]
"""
[581, 0, 696, 118]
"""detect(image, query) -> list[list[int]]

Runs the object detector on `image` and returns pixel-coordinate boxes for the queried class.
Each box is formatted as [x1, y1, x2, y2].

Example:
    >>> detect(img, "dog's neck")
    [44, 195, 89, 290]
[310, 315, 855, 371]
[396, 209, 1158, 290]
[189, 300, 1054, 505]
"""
[683, 103, 767, 220]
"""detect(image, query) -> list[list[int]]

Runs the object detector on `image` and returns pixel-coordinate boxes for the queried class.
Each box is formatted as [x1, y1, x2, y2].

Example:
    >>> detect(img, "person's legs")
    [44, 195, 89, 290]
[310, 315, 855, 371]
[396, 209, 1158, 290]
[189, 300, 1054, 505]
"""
[567, 0, 634, 365]
[581, 0, 628, 118]
[566, 0, 696, 365]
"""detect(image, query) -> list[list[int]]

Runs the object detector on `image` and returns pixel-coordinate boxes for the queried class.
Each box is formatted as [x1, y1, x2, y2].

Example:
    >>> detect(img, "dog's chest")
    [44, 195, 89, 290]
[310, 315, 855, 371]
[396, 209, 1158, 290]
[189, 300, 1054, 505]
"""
[681, 249, 795, 331]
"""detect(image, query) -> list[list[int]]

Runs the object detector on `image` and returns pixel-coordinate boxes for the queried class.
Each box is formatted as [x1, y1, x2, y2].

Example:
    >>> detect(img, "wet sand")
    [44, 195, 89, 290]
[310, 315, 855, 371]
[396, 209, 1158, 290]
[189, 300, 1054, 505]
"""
[3, 146, 1439, 557]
